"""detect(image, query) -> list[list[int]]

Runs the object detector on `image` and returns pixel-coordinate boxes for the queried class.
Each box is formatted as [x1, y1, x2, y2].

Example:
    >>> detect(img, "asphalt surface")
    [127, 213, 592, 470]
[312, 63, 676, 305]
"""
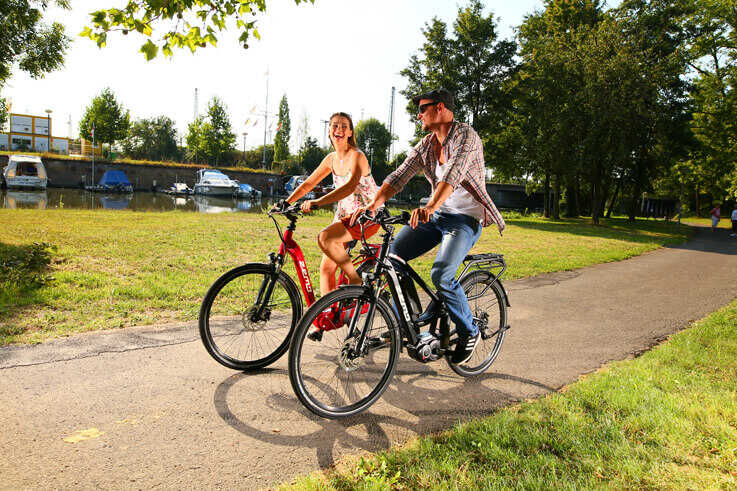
[2, 224, 736, 489]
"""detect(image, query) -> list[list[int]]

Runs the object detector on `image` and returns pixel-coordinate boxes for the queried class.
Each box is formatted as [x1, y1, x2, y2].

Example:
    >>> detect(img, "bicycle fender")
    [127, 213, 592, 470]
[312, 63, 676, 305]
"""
[460, 270, 511, 308]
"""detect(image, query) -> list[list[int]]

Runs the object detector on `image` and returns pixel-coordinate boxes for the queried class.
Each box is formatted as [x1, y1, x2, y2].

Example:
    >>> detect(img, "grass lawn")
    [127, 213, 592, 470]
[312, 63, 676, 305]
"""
[285, 298, 737, 489]
[0, 208, 690, 345]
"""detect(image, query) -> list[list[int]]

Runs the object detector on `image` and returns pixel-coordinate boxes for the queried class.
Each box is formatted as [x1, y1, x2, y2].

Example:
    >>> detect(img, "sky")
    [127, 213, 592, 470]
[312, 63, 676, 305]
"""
[5, 0, 546, 155]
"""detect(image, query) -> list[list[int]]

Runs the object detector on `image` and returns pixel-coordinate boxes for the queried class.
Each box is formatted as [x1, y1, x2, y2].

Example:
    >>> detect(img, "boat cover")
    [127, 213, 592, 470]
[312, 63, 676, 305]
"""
[98, 170, 132, 187]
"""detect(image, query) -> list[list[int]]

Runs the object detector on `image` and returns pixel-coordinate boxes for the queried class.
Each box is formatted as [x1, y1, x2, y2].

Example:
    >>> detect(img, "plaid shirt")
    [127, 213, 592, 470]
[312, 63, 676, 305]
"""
[385, 121, 505, 234]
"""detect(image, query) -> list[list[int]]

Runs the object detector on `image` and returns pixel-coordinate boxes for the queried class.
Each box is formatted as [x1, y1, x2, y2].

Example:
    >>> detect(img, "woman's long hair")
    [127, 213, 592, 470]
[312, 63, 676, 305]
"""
[328, 112, 358, 149]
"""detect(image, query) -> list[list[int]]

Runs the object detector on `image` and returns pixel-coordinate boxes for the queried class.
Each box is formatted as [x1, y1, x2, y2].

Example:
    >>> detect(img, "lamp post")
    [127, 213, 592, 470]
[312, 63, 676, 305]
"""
[44, 109, 52, 152]
[242, 132, 247, 156]
[365, 136, 374, 171]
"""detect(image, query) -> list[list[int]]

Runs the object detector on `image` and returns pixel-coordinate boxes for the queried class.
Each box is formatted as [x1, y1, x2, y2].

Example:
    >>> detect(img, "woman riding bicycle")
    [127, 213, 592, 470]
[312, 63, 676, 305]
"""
[281, 111, 380, 296]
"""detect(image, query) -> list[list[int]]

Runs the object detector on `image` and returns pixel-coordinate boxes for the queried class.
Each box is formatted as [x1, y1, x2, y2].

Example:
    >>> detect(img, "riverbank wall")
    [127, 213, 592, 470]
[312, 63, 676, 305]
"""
[0, 155, 283, 194]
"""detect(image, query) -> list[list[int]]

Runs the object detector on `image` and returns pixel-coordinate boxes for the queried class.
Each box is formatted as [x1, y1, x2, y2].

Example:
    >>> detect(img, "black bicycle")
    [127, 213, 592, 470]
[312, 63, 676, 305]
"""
[288, 208, 511, 418]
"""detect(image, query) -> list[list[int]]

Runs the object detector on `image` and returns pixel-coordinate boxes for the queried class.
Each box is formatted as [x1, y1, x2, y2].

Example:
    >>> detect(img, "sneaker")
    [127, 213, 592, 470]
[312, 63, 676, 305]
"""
[451, 331, 480, 364]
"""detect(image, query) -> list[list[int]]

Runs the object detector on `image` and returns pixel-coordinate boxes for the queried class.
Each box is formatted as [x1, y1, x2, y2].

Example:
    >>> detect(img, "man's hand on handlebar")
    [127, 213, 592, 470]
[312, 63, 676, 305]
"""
[409, 206, 434, 229]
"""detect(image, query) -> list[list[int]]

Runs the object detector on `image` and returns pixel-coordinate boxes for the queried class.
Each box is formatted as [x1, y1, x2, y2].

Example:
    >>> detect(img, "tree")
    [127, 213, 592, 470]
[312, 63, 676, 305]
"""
[354, 119, 393, 181]
[186, 96, 236, 165]
[82, 0, 315, 60]
[122, 115, 180, 161]
[273, 95, 291, 162]
[400, 0, 517, 144]
[0, 0, 70, 85]
[242, 144, 273, 168]
[511, 0, 690, 222]
[79, 87, 130, 145]
[0, 97, 8, 129]
[679, 0, 736, 209]
[298, 136, 327, 174]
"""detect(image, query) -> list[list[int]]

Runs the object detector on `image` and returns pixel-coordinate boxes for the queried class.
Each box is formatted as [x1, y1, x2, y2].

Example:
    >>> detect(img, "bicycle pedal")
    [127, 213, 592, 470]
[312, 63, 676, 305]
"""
[307, 329, 323, 342]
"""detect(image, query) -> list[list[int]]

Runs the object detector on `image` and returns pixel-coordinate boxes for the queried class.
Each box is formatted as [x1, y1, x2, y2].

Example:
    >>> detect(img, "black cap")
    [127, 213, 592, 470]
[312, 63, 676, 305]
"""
[412, 88, 455, 113]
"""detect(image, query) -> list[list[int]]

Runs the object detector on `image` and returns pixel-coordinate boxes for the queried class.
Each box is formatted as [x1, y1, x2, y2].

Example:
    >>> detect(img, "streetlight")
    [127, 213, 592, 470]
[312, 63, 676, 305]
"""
[364, 136, 374, 171]
[44, 109, 52, 152]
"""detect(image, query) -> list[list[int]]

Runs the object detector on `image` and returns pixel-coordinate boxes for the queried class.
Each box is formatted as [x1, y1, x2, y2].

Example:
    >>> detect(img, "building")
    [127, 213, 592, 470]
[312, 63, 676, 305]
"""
[0, 113, 70, 154]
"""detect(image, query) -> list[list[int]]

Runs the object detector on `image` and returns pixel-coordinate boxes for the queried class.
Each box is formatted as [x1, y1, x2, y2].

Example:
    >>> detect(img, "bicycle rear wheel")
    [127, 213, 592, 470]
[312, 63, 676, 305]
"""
[199, 263, 302, 370]
[448, 271, 508, 377]
[288, 286, 400, 419]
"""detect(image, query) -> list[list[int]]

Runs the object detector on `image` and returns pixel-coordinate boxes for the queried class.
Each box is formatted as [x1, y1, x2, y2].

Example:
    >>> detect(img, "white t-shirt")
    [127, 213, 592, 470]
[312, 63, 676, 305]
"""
[435, 161, 485, 221]
[731, 209, 737, 220]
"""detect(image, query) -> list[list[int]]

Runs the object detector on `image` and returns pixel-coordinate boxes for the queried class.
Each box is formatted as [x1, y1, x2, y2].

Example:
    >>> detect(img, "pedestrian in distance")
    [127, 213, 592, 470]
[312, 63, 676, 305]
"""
[731, 205, 737, 237]
[710, 204, 721, 231]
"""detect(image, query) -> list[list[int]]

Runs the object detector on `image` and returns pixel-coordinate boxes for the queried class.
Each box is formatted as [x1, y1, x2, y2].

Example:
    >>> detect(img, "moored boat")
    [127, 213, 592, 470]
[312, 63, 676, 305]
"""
[2, 155, 48, 189]
[236, 183, 262, 199]
[86, 170, 134, 193]
[193, 169, 239, 196]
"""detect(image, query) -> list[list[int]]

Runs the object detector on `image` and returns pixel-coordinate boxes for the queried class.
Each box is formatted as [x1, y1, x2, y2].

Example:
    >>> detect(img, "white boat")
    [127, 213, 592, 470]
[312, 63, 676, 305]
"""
[2, 155, 48, 189]
[167, 182, 193, 195]
[193, 169, 239, 196]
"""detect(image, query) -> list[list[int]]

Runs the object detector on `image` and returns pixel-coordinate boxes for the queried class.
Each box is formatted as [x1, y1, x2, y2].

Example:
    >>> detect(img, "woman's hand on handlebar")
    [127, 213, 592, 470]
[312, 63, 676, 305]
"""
[349, 205, 375, 227]
[269, 199, 288, 214]
[300, 200, 318, 213]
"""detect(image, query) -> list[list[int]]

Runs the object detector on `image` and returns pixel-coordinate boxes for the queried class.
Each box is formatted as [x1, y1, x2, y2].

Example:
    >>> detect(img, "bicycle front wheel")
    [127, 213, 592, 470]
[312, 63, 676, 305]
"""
[199, 263, 302, 370]
[288, 286, 400, 419]
[448, 271, 508, 377]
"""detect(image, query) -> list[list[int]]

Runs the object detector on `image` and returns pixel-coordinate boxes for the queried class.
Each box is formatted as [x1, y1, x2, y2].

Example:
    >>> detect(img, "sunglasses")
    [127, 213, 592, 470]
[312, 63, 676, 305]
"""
[418, 101, 440, 113]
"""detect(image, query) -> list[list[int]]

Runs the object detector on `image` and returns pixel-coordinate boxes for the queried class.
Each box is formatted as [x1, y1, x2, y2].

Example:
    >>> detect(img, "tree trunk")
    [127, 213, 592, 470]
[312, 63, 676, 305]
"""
[606, 177, 622, 218]
[591, 166, 602, 226]
[544, 172, 551, 218]
[628, 182, 640, 222]
[553, 174, 561, 220]
[695, 184, 700, 217]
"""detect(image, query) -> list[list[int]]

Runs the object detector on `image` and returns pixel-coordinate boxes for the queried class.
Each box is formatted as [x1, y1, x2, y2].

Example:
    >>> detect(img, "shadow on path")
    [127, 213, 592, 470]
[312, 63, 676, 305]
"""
[213, 364, 554, 468]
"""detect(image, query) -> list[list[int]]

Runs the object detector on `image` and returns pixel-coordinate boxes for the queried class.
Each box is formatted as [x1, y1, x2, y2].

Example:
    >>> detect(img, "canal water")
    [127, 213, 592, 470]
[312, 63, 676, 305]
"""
[0, 188, 278, 213]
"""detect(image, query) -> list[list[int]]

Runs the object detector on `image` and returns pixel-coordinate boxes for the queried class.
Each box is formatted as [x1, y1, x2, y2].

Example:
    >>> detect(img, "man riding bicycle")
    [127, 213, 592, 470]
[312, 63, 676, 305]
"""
[352, 88, 505, 364]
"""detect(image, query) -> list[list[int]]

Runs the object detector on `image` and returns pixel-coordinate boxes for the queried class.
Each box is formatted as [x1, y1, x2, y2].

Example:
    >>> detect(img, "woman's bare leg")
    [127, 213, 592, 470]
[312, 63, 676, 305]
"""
[318, 222, 360, 290]
[319, 254, 339, 296]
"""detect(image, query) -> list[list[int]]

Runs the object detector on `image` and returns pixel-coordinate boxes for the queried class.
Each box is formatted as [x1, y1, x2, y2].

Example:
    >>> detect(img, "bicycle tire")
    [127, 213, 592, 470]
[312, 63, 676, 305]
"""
[447, 271, 508, 377]
[288, 286, 400, 419]
[199, 263, 302, 370]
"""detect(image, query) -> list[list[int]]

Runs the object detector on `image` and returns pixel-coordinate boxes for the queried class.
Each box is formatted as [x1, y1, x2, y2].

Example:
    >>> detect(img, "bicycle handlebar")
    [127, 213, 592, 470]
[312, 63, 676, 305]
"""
[360, 208, 410, 226]
[268, 200, 321, 217]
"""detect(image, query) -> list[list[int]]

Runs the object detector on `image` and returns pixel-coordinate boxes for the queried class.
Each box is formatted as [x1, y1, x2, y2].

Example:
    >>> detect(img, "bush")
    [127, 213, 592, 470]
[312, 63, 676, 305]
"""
[0, 242, 55, 291]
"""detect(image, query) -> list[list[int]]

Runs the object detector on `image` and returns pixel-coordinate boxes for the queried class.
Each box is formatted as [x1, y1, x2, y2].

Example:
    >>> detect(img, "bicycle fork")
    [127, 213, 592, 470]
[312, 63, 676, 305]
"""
[252, 252, 284, 321]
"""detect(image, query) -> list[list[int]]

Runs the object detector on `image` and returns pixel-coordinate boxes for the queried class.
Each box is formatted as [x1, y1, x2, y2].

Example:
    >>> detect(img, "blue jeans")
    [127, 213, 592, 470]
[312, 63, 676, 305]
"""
[389, 211, 482, 336]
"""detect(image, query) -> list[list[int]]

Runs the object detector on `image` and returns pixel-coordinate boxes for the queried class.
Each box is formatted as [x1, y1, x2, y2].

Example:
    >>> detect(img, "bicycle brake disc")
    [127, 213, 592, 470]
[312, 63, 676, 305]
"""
[243, 306, 270, 332]
[338, 338, 363, 372]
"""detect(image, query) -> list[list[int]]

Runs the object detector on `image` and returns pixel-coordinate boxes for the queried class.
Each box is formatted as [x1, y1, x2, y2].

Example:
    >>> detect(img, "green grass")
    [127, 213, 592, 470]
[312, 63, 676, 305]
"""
[0, 209, 690, 344]
[286, 298, 737, 489]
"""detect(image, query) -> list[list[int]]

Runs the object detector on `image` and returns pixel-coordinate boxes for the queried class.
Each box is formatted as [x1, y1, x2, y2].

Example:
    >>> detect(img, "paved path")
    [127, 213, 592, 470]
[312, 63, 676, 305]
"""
[2, 226, 736, 489]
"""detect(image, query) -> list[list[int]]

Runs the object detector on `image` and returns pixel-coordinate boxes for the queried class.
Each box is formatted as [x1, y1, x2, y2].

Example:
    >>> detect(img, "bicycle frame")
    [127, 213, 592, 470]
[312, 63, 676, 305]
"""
[346, 214, 508, 358]
[268, 212, 380, 308]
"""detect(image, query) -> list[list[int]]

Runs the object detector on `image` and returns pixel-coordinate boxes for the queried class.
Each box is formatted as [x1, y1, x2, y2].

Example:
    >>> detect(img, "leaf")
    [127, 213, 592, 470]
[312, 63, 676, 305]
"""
[140, 40, 159, 61]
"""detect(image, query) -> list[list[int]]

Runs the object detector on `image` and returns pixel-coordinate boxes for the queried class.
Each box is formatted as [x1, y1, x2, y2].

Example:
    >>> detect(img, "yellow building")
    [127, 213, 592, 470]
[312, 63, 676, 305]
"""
[0, 113, 70, 153]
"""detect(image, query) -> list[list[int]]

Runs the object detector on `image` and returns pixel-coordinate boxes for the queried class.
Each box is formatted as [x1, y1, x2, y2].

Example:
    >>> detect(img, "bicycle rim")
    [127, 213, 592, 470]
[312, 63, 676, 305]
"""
[448, 272, 507, 376]
[289, 286, 399, 418]
[199, 264, 301, 370]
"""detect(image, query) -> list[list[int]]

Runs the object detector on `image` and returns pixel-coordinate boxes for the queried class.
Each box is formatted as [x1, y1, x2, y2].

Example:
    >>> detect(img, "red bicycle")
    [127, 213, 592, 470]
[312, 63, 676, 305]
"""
[199, 202, 380, 370]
